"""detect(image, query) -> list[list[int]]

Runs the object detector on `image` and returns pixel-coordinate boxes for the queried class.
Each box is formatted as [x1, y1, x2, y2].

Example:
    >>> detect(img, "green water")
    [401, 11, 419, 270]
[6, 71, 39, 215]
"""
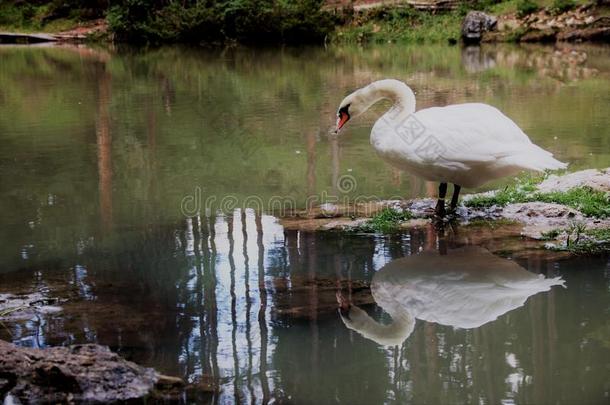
[0, 43, 609, 403]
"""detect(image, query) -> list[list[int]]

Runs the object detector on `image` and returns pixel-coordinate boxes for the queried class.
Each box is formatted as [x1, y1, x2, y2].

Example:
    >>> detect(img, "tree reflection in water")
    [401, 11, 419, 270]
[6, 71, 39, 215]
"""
[1, 213, 608, 404]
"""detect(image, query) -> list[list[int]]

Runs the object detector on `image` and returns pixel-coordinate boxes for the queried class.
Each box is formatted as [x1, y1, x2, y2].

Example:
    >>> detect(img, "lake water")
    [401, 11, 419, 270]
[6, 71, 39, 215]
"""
[0, 43, 609, 403]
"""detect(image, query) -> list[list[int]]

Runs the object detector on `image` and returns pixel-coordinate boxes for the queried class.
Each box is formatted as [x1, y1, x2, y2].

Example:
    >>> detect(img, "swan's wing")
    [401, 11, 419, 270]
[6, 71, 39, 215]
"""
[411, 104, 538, 167]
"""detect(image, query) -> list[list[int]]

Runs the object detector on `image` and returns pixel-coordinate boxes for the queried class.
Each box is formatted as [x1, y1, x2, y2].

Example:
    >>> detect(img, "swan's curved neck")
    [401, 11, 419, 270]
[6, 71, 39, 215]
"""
[361, 79, 416, 116]
[341, 300, 415, 347]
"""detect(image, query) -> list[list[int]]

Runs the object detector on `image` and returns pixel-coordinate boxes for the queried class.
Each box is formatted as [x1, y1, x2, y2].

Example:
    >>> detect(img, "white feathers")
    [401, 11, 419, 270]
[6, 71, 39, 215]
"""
[341, 80, 567, 188]
[339, 247, 565, 347]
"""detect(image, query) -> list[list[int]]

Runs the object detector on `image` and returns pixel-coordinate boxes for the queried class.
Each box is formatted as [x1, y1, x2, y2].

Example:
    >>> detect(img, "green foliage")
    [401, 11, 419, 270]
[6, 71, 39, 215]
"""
[0, 0, 107, 28]
[358, 208, 412, 233]
[516, 0, 540, 17]
[1, 0, 332, 44]
[107, 0, 334, 44]
[332, 6, 462, 45]
[43, 0, 107, 21]
[550, 0, 576, 15]
[0, 2, 38, 28]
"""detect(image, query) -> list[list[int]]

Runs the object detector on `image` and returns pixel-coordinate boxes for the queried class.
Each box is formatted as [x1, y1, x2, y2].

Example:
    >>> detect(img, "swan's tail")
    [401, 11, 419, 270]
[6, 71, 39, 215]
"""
[499, 144, 568, 172]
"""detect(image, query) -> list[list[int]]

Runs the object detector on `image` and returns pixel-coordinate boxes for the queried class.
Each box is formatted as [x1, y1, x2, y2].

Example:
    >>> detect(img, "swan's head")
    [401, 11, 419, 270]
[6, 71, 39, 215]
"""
[334, 88, 370, 134]
[334, 79, 415, 134]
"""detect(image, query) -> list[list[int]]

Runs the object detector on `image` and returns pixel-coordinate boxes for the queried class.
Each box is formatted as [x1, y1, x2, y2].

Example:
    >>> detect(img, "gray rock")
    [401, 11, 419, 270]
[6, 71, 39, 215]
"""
[462, 11, 498, 43]
[0, 340, 159, 403]
[502, 202, 582, 224]
[0, 340, 191, 403]
[537, 168, 610, 193]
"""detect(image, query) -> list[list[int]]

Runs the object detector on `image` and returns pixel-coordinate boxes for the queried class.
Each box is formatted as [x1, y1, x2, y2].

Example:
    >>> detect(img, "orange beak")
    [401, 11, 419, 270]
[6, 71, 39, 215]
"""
[335, 111, 350, 133]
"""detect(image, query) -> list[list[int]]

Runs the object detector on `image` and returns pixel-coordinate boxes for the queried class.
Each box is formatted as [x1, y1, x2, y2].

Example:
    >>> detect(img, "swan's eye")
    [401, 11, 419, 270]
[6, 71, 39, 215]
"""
[338, 104, 350, 115]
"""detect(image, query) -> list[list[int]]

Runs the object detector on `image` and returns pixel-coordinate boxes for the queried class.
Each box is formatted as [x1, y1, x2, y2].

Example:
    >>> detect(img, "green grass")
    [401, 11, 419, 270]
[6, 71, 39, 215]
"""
[536, 188, 610, 218]
[357, 207, 413, 233]
[565, 227, 610, 254]
[488, 0, 588, 15]
[464, 174, 610, 218]
[585, 228, 610, 241]
[332, 7, 462, 45]
[541, 224, 610, 254]
[550, 0, 576, 15]
[489, 0, 523, 14]
[516, 0, 540, 17]
[465, 173, 544, 208]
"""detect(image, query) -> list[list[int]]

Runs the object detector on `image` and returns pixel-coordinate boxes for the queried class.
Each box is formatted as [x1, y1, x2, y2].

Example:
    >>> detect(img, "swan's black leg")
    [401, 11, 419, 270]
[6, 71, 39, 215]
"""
[435, 182, 447, 218]
[450, 184, 461, 211]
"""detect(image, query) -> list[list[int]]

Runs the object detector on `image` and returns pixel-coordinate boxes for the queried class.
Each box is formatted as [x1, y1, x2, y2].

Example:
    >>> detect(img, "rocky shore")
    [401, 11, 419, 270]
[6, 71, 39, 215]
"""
[0, 295, 218, 403]
[0, 339, 192, 403]
[280, 168, 610, 256]
[481, 3, 610, 43]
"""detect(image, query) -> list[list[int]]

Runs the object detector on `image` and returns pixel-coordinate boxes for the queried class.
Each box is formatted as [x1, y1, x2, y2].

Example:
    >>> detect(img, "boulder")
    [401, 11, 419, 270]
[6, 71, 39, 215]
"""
[462, 11, 498, 43]
[0, 340, 184, 403]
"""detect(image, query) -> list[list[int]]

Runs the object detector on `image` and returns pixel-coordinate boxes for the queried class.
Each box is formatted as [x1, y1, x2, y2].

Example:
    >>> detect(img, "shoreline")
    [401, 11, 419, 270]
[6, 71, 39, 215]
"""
[332, 2, 610, 45]
[1, 2, 608, 46]
[279, 168, 610, 257]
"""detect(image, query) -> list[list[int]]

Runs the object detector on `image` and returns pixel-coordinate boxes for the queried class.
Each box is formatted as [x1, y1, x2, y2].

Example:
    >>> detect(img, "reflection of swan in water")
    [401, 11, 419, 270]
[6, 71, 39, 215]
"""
[338, 246, 565, 346]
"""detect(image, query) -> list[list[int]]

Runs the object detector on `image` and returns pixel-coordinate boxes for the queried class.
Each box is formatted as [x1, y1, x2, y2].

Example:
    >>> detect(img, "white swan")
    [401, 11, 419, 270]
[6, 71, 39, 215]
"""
[334, 79, 567, 216]
[338, 246, 565, 346]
